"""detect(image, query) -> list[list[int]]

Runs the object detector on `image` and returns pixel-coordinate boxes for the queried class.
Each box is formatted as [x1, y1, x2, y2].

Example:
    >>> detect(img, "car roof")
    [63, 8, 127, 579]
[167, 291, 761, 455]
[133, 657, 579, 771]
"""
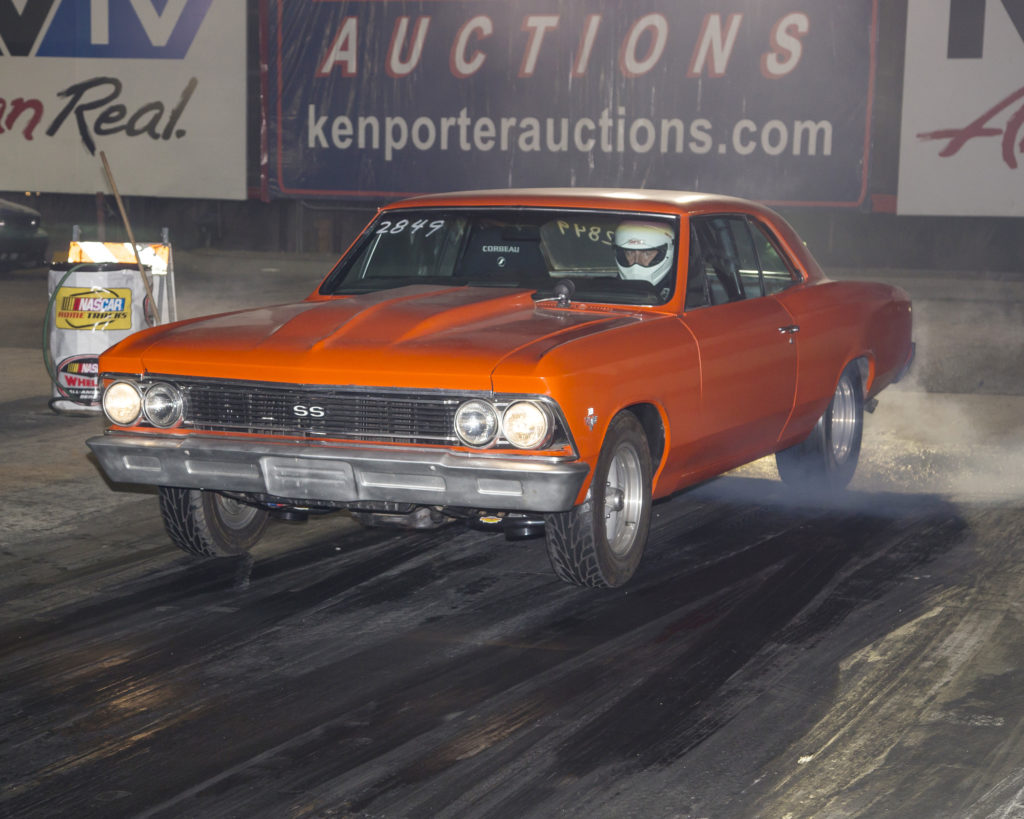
[0, 197, 42, 217]
[387, 188, 770, 217]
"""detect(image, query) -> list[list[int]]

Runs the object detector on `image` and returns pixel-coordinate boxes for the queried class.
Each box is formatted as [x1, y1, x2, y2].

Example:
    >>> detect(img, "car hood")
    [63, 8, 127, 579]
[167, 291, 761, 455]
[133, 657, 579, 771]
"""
[0, 197, 42, 218]
[101, 285, 645, 391]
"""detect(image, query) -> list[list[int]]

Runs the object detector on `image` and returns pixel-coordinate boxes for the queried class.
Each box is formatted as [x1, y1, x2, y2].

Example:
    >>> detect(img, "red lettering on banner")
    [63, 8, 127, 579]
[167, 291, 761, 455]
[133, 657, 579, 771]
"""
[917, 86, 1024, 170]
[0, 97, 44, 139]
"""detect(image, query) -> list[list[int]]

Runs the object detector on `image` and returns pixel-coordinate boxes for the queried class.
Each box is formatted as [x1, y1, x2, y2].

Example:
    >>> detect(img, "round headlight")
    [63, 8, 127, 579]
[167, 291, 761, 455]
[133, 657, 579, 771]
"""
[502, 401, 552, 449]
[142, 382, 183, 428]
[102, 380, 143, 426]
[454, 399, 499, 447]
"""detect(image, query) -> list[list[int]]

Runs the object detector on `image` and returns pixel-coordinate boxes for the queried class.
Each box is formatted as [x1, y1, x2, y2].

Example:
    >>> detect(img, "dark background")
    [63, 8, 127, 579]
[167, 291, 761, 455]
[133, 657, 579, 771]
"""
[4, 0, 1022, 272]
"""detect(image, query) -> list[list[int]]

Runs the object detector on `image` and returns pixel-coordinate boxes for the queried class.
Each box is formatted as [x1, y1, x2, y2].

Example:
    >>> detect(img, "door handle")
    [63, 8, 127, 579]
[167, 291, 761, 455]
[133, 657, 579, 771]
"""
[777, 325, 800, 335]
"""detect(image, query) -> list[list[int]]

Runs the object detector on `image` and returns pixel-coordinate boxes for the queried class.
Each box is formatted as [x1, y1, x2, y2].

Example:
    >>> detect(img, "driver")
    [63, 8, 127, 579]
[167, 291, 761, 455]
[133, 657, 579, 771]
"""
[613, 221, 674, 285]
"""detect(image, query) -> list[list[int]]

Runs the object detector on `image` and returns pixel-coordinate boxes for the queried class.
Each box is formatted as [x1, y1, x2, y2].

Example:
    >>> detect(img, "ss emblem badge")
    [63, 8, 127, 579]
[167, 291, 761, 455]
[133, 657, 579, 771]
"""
[293, 405, 325, 418]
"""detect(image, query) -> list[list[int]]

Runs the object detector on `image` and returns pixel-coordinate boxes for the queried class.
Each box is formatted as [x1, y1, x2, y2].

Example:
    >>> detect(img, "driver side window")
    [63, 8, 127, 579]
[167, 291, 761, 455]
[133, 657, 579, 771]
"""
[685, 214, 798, 309]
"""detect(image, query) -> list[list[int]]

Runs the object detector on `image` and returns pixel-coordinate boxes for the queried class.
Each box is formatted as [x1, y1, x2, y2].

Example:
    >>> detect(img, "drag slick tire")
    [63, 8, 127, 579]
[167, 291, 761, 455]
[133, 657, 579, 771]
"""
[545, 412, 653, 588]
[159, 487, 270, 558]
[776, 363, 864, 491]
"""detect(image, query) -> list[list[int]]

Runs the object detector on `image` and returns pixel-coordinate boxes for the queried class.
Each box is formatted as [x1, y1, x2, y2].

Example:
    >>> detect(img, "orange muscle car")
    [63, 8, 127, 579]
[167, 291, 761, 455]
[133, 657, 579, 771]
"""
[88, 189, 914, 587]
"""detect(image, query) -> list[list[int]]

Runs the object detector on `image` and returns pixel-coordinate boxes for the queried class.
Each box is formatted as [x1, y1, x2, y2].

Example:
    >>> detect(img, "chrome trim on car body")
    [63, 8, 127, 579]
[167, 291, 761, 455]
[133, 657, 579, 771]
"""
[87, 432, 591, 512]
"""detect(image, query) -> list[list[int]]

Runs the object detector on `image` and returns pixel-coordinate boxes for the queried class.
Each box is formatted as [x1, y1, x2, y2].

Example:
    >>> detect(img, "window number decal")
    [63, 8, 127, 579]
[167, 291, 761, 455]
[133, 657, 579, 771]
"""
[376, 218, 445, 237]
[556, 220, 614, 245]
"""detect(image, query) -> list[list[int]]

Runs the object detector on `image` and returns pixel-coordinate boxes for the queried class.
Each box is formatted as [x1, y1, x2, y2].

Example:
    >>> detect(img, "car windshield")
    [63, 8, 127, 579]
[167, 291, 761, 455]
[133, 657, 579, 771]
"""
[319, 208, 679, 306]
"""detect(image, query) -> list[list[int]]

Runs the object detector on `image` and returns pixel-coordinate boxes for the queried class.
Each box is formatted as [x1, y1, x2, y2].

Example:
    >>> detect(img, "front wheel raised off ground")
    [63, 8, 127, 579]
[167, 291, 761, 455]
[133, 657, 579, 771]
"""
[544, 412, 653, 588]
[158, 487, 270, 558]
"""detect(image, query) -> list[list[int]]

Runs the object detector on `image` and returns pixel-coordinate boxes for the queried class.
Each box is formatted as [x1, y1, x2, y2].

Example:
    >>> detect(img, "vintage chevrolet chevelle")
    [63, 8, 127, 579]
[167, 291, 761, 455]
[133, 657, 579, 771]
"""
[88, 189, 913, 587]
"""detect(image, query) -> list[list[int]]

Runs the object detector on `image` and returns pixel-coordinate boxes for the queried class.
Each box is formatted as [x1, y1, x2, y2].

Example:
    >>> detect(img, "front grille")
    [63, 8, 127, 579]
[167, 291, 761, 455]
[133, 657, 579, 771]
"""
[179, 381, 461, 444]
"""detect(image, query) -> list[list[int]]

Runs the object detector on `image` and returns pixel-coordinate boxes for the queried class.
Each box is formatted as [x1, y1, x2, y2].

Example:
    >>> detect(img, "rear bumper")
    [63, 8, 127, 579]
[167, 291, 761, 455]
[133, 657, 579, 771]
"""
[87, 432, 590, 512]
[893, 341, 916, 383]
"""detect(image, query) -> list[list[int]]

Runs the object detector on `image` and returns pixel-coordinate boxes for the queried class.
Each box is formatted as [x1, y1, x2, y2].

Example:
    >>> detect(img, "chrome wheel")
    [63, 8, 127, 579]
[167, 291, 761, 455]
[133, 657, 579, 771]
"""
[775, 363, 864, 492]
[215, 494, 264, 530]
[544, 412, 653, 587]
[159, 488, 270, 558]
[604, 441, 644, 557]
[830, 375, 858, 463]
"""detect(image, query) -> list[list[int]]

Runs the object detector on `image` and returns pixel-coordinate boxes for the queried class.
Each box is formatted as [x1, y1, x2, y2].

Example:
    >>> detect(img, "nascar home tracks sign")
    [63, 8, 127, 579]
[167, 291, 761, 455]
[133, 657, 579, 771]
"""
[46, 240, 176, 412]
[899, 0, 1024, 216]
[264, 0, 878, 205]
[0, 1, 245, 199]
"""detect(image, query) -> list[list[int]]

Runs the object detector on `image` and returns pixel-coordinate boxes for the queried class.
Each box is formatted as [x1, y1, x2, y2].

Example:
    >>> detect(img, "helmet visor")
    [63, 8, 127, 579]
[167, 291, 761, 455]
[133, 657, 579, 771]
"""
[615, 244, 668, 269]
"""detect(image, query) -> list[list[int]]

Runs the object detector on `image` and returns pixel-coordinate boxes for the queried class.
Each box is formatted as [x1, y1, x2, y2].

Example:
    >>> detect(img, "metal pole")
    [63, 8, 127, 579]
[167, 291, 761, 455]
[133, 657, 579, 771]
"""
[99, 151, 159, 323]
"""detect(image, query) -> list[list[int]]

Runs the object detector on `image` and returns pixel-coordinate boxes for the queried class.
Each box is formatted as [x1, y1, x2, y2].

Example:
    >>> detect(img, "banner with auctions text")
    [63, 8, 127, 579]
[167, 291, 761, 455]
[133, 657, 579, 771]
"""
[0, 0, 245, 199]
[898, 0, 1024, 216]
[264, 0, 878, 205]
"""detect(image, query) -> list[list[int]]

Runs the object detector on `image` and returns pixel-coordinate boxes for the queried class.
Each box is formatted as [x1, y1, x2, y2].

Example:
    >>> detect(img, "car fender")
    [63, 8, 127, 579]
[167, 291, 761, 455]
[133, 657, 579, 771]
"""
[491, 313, 698, 503]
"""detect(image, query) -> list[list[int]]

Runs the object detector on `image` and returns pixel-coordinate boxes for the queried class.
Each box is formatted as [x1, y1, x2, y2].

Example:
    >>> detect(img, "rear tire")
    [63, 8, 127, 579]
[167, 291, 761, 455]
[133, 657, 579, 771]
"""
[545, 412, 652, 587]
[776, 364, 863, 491]
[159, 487, 270, 558]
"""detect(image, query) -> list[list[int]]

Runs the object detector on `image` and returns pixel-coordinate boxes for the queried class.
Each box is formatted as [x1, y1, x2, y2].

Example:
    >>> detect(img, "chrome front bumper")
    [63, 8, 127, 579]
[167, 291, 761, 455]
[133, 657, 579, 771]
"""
[87, 433, 591, 512]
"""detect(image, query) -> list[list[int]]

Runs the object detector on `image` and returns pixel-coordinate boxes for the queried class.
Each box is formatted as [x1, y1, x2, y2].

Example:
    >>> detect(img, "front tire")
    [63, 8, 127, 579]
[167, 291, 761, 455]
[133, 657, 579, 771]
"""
[159, 487, 270, 558]
[545, 412, 653, 587]
[776, 364, 864, 491]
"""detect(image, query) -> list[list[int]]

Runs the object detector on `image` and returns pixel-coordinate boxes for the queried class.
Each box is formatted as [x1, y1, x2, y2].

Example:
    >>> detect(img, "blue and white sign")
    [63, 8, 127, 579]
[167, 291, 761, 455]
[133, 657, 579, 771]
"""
[0, 0, 245, 199]
[265, 0, 878, 204]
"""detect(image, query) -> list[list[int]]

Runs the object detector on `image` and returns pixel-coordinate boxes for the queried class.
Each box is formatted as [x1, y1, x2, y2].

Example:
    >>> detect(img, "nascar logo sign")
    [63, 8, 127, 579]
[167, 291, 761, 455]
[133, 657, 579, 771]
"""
[55, 354, 101, 404]
[56, 286, 132, 330]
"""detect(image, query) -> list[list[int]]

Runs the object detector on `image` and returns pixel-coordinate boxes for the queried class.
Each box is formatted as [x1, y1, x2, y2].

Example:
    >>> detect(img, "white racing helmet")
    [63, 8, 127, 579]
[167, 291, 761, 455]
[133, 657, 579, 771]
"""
[613, 221, 675, 285]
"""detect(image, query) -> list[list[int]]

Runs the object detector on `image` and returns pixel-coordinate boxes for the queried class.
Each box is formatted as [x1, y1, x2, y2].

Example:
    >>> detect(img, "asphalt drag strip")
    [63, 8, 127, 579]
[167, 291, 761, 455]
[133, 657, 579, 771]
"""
[5, 476, 1019, 818]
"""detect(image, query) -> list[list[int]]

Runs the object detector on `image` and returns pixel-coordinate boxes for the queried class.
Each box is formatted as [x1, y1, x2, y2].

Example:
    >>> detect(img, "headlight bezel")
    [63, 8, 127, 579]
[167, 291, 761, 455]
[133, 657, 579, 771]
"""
[454, 398, 501, 447]
[102, 378, 185, 429]
[501, 400, 554, 449]
[141, 381, 184, 428]
[454, 396, 564, 451]
[102, 379, 144, 426]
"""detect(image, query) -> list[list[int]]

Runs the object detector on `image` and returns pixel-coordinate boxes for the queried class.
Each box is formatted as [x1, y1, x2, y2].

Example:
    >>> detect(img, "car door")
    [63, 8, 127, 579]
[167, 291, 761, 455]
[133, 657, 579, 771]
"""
[679, 214, 800, 469]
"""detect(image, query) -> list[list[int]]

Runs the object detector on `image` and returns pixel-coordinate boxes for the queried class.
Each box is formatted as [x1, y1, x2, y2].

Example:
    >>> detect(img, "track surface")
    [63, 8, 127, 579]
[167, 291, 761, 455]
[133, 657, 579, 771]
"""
[3, 258, 1023, 817]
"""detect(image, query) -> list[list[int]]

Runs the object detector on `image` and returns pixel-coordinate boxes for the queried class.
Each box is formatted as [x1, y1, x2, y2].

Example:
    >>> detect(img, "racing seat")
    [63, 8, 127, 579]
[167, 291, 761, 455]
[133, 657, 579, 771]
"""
[460, 226, 548, 284]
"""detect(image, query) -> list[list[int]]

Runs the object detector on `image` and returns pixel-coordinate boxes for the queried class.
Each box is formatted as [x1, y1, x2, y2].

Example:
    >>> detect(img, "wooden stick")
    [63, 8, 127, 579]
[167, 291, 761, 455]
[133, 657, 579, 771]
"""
[99, 150, 159, 324]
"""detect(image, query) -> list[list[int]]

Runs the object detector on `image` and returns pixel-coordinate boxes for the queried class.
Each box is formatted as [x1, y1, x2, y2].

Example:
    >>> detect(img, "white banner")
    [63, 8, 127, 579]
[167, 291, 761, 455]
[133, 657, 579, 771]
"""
[0, 1, 245, 199]
[898, 0, 1024, 216]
